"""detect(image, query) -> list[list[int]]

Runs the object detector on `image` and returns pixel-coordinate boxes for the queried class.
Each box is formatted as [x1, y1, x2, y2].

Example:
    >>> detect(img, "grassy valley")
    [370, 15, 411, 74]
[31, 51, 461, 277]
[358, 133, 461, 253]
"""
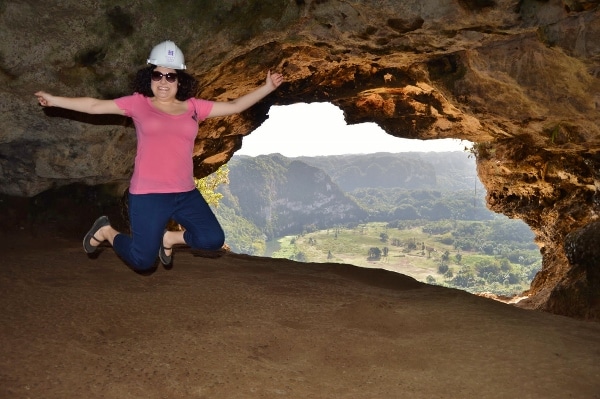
[268, 219, 541, 298]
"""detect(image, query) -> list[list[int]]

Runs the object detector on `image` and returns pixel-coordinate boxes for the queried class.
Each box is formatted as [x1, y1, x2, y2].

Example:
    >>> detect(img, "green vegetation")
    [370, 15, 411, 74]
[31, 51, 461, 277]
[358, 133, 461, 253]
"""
[195, 165, 267, 255]
[214, 205, 266, 255]
[469, 142, 495, 159]
[270, 219, 541, 297]
[195, 164, 229, 207]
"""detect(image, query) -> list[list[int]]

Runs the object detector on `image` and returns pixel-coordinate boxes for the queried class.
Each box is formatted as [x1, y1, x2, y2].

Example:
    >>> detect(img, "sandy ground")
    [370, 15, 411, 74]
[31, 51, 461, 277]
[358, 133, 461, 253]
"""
[1, 232, 599, 399]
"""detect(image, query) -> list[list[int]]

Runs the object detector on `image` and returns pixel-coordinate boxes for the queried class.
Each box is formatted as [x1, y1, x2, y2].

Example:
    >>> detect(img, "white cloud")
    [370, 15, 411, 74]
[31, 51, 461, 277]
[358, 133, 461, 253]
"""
[237, 102, 472, 157]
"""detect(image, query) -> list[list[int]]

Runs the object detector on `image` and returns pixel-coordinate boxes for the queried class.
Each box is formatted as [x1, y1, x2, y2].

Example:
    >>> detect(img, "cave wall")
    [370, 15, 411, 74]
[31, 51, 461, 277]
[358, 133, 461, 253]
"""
[1, 0, 599, 319]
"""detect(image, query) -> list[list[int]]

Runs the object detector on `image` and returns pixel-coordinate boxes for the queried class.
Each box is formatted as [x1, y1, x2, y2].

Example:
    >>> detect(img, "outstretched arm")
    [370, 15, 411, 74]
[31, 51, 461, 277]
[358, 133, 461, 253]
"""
[207, 70, 284, 118]
[34, 91, 125, 115]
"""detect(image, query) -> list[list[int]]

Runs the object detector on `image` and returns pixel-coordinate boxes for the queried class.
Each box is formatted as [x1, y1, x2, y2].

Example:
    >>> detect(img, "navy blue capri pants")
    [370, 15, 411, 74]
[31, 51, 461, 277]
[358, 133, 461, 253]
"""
[113, 189, 225, 271]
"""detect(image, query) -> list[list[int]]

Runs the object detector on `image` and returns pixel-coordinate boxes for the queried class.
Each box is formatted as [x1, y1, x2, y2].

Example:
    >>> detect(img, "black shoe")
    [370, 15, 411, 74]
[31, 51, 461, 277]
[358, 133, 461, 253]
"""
[158, 230, 172, 265]
[83, 216, 110, 254]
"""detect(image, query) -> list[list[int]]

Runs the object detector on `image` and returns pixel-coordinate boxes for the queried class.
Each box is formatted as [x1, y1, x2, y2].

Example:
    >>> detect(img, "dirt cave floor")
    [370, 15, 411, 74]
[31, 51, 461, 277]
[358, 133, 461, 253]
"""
[1, 232, 599, 399]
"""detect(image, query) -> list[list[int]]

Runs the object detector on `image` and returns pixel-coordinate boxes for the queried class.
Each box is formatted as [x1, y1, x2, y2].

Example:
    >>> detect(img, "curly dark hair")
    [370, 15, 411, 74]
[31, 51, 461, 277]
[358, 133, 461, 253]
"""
[132, 65, 198, 101]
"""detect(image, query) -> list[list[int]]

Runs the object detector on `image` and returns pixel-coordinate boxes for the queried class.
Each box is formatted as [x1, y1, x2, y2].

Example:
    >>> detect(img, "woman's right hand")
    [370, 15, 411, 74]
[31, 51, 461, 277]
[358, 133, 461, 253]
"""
[34, 91, 54, 107]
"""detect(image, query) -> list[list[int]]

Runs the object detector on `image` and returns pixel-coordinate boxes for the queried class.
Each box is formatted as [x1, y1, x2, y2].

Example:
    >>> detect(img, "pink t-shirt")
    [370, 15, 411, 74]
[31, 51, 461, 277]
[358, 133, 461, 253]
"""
[114, 93, 214, 194]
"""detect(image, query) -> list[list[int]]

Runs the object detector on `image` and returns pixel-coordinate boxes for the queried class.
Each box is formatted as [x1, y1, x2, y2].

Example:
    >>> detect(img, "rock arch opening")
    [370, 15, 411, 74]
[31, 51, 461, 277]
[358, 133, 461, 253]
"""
[218, 102, 542, 299]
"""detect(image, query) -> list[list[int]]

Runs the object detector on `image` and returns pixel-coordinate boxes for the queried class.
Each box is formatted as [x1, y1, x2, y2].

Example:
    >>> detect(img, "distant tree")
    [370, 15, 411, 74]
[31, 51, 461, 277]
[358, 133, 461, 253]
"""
[438, 263, 449, 274]
[507, 272, 521, 285]
[382, 247, 389, 257]
[439, 235, 454, 245]
[441, 250, 450, 262]
[426, 246, 435, 258]
[475, 260, 501, 281]
[368, 247, 382, 260]
[454, 238, 475, 251]
[479, 241, 495, 255]
[327, 250, 333, 260]
[452, 266, 476, 287]
[380, 232, 389, 243]
[455, 253, 462, 264]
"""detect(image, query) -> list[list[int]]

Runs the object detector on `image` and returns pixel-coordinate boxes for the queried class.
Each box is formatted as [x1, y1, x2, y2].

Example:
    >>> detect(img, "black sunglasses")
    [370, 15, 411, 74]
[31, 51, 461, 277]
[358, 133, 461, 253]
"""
[151, 71, 178, 83]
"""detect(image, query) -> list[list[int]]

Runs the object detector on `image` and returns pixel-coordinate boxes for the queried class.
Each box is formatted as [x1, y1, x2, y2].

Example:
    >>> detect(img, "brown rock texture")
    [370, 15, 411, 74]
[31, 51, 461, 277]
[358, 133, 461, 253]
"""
[0, 0, 599, 319]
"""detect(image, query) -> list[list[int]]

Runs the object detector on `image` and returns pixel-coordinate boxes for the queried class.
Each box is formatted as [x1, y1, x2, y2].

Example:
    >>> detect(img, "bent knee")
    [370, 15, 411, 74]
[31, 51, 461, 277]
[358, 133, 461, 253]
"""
[185, 230, 225, 251]
[200, 233, 225, 251]
[129, 252, 158, 272]
[207, 235, 225, 250]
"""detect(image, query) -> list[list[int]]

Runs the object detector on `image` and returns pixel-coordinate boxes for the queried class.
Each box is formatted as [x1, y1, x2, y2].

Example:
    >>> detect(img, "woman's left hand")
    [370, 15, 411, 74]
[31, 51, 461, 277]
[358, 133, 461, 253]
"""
[267, 70, 284, 90]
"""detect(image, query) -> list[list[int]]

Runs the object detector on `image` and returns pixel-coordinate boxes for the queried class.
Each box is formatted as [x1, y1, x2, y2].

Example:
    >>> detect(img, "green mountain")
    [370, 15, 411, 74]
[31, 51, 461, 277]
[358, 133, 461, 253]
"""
[219, 154, 368, 243]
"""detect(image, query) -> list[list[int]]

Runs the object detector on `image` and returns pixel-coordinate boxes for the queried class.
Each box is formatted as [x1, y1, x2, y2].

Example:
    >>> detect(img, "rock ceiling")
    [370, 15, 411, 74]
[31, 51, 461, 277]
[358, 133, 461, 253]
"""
[0, 0, 599, 319]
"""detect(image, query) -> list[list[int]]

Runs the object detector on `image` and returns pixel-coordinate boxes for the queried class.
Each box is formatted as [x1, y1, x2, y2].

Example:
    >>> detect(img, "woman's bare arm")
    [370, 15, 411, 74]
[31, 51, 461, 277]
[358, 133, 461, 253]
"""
[34, 91, 125, 115]
[207, 71, 284, 118]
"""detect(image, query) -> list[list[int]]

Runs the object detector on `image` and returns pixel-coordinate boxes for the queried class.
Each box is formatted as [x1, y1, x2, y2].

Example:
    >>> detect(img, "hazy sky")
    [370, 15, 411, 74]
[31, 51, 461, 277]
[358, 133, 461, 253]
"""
[236, 102, 471, 157]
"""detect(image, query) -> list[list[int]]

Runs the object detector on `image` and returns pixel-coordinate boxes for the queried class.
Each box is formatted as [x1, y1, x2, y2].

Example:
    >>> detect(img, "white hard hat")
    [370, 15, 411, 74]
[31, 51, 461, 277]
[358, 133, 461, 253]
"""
[147, 40, 186, 70]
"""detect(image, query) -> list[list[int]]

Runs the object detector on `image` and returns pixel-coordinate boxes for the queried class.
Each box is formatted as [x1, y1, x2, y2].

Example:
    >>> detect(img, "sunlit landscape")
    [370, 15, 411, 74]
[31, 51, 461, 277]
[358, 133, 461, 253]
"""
[268, 220, 541, 298]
